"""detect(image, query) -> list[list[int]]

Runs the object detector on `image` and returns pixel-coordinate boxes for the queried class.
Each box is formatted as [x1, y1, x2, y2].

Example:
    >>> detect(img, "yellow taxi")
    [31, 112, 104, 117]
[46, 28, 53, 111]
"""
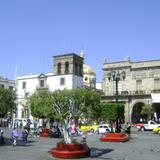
[153, 126, 160, 134]
[80, 122, 98, 133]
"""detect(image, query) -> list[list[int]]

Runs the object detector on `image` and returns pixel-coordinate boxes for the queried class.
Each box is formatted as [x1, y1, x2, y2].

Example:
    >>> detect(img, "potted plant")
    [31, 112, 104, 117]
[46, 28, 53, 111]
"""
[50, 88, 100, 159]
[99, 102, 129, 142]
[28, 88, 101, 159]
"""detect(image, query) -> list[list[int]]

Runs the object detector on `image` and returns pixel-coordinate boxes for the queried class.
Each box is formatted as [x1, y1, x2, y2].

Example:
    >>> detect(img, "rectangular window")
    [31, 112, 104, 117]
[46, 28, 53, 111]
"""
[22, 82, 26, 89]
[60, 77, 65, 86]
[154, 78, 160, 89]
[0, 84, 4, 88]
[40, 80, 44, 87]
[136, 80, 142, 91]
[9, 86, 13, 90]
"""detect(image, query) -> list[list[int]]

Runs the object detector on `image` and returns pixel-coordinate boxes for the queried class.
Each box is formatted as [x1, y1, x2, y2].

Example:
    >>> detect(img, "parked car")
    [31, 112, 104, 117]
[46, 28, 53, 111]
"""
[80, 123, 99, 133]
[153, 126, 160, 134]
[96, 124, 110, 134]
[135, 120, 159, 131]
[13, 118, 27, 128]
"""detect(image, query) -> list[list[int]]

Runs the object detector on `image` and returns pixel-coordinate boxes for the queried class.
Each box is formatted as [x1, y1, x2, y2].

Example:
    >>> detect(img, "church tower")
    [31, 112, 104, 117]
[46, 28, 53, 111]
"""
[53, 53, 83, 77]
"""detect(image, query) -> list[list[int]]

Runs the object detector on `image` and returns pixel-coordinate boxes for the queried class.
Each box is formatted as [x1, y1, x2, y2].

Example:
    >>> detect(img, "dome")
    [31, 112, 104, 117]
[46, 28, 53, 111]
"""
[83, 64, 96, 76]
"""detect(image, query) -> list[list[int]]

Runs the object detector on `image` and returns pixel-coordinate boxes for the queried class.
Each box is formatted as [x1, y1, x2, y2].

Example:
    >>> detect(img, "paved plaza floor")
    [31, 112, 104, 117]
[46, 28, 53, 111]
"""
[0, 128, 160, 160]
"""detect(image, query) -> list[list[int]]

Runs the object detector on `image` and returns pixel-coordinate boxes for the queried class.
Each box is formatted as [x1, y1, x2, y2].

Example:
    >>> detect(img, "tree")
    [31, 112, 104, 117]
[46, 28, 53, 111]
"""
[0, 88, 16, 118]
[51, 88, 101, 143]
[28, 90, 54, 119]
[99, 102, 124, 121]
[28, 88, 101, 143]
[99, 102, 124, 132]
[141, 103, 153, 122]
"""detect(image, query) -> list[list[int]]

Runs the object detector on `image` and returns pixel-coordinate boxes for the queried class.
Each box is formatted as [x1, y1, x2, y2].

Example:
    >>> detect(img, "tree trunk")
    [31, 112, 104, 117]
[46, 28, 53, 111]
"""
[62, 120, 72, 144]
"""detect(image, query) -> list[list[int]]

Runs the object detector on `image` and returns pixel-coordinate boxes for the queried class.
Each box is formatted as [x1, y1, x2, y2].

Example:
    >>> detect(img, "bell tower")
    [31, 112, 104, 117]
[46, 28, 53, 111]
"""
[53, 53, 83, 77]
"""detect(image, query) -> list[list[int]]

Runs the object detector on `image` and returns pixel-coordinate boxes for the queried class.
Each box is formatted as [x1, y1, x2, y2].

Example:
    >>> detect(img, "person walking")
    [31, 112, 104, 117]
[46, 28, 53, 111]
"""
[22, 127, 28, 146]
[0, 129, 5, 145]
[125, 122, 131, 136]
[11, 127, 19, 146]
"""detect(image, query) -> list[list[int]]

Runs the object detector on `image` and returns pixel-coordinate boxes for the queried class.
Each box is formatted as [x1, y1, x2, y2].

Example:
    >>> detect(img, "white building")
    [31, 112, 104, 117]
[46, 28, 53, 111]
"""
[16, 53, 85, 119]
[0, 76, 15, 90]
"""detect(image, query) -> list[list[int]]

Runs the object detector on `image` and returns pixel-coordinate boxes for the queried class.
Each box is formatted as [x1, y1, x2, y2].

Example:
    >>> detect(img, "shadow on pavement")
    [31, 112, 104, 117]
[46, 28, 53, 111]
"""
[1, 137, 36, 147]
[90, 147, 113, 158]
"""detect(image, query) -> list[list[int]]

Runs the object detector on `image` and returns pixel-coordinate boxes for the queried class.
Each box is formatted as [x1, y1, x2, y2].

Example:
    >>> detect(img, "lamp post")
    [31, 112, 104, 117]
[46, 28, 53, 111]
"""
[108, 70, 126, 132]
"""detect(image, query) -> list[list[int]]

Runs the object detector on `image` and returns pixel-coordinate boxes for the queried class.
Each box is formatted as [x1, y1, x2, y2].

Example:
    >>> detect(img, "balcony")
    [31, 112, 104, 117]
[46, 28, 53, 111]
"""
[152, 89, 160, 93]
[36, 84, 49, 90]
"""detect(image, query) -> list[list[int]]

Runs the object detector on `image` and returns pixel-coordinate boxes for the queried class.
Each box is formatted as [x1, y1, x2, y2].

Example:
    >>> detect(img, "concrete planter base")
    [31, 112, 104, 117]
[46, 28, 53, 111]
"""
[51, 142, 90, 159]
[100, 132, 129, 142]
[40, 128, 49, 137]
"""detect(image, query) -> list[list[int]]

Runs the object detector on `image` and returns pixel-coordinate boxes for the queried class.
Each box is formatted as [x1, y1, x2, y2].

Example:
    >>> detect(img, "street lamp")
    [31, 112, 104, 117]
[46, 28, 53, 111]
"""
[108, 70, 126, 101]
[108, 70, 126, 132]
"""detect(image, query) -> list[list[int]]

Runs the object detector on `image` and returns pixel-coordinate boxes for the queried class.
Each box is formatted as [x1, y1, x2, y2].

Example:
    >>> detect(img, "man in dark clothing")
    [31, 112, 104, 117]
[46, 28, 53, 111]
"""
[22, 127, 28, 146]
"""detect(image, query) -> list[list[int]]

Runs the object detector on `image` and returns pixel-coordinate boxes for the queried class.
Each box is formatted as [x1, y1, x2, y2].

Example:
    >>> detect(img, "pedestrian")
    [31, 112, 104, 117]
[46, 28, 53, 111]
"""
[125, 122, 131, 136]
[22, 127, 28, 146]
[71, 121, 76, 135]
[11, 127, 19, 146]
[0, 129, 5, 145]
[26, 121, 31, 137]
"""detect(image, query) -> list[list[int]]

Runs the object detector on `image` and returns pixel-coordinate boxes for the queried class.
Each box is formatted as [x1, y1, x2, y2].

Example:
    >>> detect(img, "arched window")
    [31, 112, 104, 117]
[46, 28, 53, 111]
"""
[65, 62, 69, 74]
[57, 63, 61, 74]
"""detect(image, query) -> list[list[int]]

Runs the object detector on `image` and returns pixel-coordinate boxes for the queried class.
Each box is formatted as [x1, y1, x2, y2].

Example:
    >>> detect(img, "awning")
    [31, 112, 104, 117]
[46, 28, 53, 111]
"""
[151, 93, 160, 103]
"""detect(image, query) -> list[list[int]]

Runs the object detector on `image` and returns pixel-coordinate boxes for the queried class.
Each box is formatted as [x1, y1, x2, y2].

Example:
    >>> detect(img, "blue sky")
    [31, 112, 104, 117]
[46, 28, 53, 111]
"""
[0, 0, 160, 82]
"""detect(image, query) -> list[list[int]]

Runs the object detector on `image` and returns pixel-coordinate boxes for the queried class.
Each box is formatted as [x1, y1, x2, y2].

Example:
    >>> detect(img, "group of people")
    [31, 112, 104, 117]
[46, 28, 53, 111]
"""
[11, 127, 29, 146]
[67, 119, 78, 136]
[0, 123, 31, 147]
[112, 120, 131, 136]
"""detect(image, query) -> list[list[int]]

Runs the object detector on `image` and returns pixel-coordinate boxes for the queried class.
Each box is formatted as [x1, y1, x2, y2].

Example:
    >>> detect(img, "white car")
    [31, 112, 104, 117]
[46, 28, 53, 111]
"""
[97, 124, 110, 134]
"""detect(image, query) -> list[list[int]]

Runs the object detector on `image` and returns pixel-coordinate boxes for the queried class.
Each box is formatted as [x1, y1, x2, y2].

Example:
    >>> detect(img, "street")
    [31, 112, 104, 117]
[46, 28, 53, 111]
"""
[0, 128, 160, 160]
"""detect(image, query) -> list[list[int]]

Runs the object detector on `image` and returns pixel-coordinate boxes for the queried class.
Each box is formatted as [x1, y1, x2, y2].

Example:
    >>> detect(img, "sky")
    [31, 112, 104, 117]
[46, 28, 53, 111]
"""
[0, 0, 160, 82]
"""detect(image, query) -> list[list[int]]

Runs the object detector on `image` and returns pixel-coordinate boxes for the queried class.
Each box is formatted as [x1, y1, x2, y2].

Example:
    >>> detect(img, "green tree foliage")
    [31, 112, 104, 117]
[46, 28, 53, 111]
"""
[51, 88, 101, 121]
[0, 88, 16, 118]
[99, 102, 124, 121]
[28, 88, 101, 120]
[141, 104, 153, 121]
[28, 90, 54, 118]
[28, 88, 101, 143]
[51, 88, 101, 143]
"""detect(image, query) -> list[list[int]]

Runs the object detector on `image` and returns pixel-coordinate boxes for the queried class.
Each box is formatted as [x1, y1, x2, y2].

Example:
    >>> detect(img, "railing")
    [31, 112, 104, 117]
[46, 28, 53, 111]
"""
[36, 84, 49, 90]
[121, 89, 160, 95]
[111, 89, 160, 96]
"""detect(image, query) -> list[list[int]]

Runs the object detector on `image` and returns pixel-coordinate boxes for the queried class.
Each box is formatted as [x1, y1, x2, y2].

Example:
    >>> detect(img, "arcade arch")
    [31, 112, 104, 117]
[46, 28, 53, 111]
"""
[131, 102, 145, 123]
[130, 101, 159, 123]
[152, 103, 160, 122]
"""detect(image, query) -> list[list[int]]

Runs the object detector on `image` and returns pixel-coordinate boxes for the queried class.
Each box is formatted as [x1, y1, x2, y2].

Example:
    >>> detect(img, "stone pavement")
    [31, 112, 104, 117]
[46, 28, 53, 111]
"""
[0, 127, 160, 160]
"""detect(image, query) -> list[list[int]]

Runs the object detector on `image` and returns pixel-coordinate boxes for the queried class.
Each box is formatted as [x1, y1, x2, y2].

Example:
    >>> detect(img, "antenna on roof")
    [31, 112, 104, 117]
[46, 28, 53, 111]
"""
[15, 65, 18, 80]
[80, 50, 85, 58]
[42, 55, 46, 73]
[103, 58, 107, 63]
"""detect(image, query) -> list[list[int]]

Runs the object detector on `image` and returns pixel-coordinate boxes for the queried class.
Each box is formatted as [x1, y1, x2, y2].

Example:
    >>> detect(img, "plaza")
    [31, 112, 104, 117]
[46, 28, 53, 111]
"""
[1, 127, 160, 160]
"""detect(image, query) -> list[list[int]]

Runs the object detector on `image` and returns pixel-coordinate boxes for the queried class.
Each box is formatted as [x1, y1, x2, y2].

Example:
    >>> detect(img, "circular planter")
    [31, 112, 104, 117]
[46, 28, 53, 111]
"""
[51, 142, 90, 159]
[40, 128, 49, 137]
[100, 132, 129, 142]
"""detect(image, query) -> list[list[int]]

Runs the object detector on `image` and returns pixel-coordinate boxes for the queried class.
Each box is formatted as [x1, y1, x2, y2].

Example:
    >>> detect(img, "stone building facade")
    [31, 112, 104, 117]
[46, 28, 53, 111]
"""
[102, 59, 160, 123]
[0, 76, 15, 90]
